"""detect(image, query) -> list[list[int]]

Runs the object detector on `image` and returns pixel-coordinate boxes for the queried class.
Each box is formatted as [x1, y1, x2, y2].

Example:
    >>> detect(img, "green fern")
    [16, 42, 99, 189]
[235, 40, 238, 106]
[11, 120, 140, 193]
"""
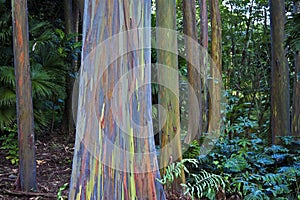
[182, 170, 225, 200]
[157, 159, 225, 200]
[156, 158, 198, 185]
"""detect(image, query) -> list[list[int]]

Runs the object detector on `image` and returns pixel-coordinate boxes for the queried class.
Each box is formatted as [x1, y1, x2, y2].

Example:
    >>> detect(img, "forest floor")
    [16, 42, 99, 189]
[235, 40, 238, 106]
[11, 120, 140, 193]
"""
[0, 132, 227, 200]
[0, 131, 72, 200]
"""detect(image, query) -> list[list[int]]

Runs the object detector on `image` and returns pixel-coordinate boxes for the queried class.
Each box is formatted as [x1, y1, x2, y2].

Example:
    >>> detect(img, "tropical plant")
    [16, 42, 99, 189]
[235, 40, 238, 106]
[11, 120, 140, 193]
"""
[157, 158, 225, 200]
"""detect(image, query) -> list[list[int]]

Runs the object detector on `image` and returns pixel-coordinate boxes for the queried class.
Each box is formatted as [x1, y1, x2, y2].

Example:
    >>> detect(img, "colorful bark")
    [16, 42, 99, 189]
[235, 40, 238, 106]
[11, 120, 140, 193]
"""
[156, 0, 185, 191]
[12, 0, 37, 192]
[270, 0, 291, 144]
[69, 0, 165, 199]
[208, 0, 222, 135]
[183, 0, 203, 143]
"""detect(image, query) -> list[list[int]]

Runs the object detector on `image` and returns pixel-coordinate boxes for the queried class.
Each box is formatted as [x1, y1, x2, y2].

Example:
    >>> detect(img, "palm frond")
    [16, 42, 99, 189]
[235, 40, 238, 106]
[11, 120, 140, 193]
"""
[31, 64, 58, 98]
[0, 11, 12, 44]
[0, 106, 16, 130]
[0, 87, 16, 106]
[0, 66, 15, 87]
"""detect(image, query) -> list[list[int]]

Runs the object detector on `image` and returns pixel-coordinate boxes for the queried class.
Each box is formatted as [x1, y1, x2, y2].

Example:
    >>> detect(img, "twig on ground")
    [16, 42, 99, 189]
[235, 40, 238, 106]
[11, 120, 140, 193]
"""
[3, 189, 66, 199]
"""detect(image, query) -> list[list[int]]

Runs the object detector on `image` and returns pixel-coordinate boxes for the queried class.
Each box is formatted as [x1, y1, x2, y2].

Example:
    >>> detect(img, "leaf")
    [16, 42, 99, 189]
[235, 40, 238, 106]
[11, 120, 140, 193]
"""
[224, 155, 248, 172]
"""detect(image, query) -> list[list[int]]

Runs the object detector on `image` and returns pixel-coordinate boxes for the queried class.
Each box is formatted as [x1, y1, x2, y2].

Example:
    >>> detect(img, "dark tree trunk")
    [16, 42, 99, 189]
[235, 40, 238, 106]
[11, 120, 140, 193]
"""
[62, 0, 75, 142]
[12, 0, 36, 192]
[269, 0, 291, 144]
[292, 1, 300, 139]
[292, 52, 300, 138]
[183, 0, 203, 143]
[199, 0, 209, 133]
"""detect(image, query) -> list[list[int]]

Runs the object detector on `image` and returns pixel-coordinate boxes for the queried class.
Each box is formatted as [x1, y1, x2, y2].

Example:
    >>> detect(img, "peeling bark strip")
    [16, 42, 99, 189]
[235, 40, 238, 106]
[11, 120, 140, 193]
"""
[69, 1, 166, 199]
[12, 0, 37, 192]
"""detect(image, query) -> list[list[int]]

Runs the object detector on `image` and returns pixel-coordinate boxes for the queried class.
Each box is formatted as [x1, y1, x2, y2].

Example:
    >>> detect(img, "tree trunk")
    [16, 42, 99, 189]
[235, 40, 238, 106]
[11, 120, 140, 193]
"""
[183, 0, 203, 143]
[292, 52, 300, 138]
[270, 0, 291, 144]
[62, 0, 75, 142]
[241, 0, 254, 66]
[156, 0, 185, 191]
[208, 0, 222, 135]
[292, 1, 300, 139]
[12, 0, 36, 192]
[69, 1, 165, 199]
[199, 0, 209, 134]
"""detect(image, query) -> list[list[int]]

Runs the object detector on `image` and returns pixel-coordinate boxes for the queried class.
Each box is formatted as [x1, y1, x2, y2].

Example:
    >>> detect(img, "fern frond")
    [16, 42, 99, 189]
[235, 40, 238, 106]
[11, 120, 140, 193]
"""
[182, 170, 225, 199]
[156, 158, 198, 185]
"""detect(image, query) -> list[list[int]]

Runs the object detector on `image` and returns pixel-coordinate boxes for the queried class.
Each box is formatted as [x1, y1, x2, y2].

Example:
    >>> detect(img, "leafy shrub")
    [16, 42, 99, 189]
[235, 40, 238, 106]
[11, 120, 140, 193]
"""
[0, 126, 18, 165]
[191, 135, 300, 199]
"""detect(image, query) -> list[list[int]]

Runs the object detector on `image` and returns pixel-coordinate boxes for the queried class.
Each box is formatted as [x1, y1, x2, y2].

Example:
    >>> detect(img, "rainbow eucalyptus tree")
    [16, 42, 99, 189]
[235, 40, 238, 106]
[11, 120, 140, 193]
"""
[12, 0, 36, 192]
[156, 0, 185, 191]
[69, 0, 165, 199]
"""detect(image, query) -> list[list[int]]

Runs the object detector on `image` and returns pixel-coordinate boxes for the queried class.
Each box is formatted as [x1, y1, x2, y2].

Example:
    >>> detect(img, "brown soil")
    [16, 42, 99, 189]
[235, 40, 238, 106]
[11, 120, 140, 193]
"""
[0, 132, 73, 200]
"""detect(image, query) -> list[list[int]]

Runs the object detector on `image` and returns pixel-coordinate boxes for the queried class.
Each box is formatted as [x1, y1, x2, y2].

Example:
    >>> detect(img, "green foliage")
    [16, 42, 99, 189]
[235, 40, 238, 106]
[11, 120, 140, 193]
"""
[0, 11, 81, 131]
[286, 13, 300, 52]
[193, 134, 300, 199]
[157, 159, 225, 200]
[181, 170, 225, 200]
[157, 159, 198, 185]
[0, 126, 18, 165]
[57, 183, 68, 200]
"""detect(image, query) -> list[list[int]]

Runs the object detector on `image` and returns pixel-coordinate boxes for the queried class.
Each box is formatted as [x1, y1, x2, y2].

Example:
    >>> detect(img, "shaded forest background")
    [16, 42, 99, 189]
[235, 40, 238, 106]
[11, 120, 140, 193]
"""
[0, 0, 300, 199]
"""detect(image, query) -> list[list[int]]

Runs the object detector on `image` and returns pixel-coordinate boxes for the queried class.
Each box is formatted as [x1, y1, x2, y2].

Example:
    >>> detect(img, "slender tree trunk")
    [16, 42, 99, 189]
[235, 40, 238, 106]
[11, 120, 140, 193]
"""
[241, 0, 254, 66]
[208, 0, 222, 135]
[156, 0, 185, 191]
[69, 1, 165, 199]
[73, 0, 81, 73]
[292, 52, 300, 138]
[292, 1, 300, 139]
[183, 0, 203, 143]
[199, 0, 209, 133]
[270, 0, 291, 144]
[12, 0, 36, 192]
[62, 0, 75, 142]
